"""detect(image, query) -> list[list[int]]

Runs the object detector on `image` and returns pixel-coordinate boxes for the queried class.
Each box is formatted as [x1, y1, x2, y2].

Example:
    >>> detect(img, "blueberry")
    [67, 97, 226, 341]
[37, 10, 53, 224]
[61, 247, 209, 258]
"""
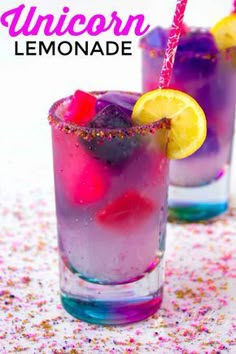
[81, 105, 139, 166]
[96, 91, 140, 116]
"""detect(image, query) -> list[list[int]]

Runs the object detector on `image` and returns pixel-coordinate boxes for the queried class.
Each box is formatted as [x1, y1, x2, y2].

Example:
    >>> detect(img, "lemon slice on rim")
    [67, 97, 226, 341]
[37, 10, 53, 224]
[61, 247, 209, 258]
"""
[132, 89, 207, 159]
[211, 13, 236, 50]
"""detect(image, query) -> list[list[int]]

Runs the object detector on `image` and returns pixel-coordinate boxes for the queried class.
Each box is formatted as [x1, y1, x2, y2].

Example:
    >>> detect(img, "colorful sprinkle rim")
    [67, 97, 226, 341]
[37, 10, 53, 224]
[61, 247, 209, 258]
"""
[48, 91, 171, 141]
[140, 27, 236, 60]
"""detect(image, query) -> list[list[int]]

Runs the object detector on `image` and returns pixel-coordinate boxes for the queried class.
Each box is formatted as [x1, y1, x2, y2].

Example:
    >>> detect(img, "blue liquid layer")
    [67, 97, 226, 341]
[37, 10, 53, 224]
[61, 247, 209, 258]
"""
[61, 289, 163, 325]
[168, 202, 228, 222]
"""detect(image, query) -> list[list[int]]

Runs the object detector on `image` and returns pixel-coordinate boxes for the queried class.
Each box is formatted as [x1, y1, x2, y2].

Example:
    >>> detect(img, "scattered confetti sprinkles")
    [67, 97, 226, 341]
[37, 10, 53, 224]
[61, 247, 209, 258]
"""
[0, 190, 236, 353]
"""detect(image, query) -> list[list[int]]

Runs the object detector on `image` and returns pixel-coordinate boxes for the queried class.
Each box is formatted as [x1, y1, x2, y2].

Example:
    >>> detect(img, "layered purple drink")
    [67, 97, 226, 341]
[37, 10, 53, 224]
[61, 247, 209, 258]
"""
[141, 27, 236, 221]
[49, 90, 169, 325]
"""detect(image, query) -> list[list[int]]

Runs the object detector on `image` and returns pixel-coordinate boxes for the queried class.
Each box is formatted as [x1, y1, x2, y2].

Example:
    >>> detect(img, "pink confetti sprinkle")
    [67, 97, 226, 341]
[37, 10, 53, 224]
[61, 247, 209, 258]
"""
[218, 298, 228, 306]
[21, 276, 31, 284]
[1, 194, 236, 352]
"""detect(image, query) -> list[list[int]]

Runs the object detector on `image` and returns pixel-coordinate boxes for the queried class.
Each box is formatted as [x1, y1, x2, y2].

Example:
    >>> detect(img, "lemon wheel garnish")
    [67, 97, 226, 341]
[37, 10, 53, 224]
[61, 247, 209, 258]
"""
[211, 13, 236, 50]
[132, 89, 207, 159]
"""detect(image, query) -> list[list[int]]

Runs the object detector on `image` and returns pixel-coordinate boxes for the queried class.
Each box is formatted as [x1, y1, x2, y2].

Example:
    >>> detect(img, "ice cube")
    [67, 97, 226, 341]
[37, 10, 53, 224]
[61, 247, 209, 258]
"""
[81, 105, 139, 166]
[144, 26, 168, 49]
[52, 129, 110, 205]
[65, 90, 96, 125]
[96, 190, 155, 232]
[178, 32, 218, 55]
[142, 24, 189, 50]
[174, 31, 218, 80]
[96, 91, 139, 116]
[91, 104, 131, 128]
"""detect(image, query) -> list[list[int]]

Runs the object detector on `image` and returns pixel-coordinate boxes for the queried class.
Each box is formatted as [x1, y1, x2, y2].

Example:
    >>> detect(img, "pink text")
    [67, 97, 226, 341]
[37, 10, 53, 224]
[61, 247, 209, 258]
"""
[0, 5, 150, 37]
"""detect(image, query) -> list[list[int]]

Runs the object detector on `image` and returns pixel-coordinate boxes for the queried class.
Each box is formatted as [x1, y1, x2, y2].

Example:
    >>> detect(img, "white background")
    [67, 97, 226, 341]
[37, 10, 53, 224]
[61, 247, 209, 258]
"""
[0, 0, 235, 199]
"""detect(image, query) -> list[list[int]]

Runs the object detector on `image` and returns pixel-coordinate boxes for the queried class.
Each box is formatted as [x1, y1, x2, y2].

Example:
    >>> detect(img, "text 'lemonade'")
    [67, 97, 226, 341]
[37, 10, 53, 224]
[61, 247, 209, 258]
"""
[49, 87, 206, 325]
[141, 15, 236, 221]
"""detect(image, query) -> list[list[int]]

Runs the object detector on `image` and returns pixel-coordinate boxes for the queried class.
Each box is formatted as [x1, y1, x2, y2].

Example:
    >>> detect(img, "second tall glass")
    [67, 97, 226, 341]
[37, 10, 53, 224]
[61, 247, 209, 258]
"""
[141, 27, 236, 221]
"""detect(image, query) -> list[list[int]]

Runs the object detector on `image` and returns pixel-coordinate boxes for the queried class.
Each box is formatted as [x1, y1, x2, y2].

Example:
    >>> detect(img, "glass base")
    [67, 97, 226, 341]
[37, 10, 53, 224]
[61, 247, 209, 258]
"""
[60, 256, 164, 325]
[168, 202, 228, 222]
[168, 174, 229, 222]
[61, 289, 163, 326]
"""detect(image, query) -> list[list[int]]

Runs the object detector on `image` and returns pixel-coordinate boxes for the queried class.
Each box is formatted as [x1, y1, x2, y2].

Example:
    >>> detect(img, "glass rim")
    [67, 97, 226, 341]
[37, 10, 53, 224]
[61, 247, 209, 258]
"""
[140, 27, 236, 59]
[48, 91, 170, 140]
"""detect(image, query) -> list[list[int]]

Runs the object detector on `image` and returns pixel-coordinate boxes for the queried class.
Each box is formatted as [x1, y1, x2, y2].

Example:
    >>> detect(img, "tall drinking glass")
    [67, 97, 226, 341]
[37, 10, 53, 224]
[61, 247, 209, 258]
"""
[141, 28, 236, 221]
[48, 91, 169, 325]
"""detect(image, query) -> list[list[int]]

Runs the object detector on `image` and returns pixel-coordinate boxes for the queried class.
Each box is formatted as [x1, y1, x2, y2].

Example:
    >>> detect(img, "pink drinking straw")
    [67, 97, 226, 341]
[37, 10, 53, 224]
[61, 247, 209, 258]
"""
[233, 0, 236, 13]
[159, 0, 188, 89]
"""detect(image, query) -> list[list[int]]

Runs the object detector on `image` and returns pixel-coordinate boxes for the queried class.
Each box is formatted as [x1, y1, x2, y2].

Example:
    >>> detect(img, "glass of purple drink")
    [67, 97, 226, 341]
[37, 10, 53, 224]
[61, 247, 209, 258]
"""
[141, 27, 236, 221]
[48, 90, 169, 325]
